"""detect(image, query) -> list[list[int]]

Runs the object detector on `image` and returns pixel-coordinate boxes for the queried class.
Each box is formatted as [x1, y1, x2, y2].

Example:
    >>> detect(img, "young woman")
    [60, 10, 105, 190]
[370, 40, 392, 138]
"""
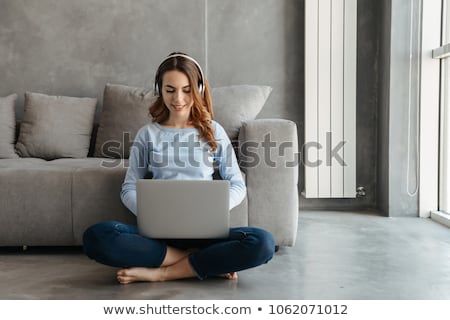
[83, 53, 275, 284]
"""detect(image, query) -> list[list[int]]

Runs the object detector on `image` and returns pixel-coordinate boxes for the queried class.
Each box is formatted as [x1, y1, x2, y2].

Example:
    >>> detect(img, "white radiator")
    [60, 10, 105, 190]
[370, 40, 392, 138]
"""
[304, 0, 357, 198]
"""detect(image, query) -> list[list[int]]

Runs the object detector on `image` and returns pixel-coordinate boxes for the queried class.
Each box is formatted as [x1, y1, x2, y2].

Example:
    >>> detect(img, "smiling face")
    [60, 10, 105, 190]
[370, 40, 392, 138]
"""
[161, 70, 194, 123]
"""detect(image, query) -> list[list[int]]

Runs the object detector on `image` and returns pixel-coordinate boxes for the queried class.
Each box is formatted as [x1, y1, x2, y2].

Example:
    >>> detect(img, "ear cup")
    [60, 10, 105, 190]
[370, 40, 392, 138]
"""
[198, 83, 204, 96]
[154, 82, 160, 96]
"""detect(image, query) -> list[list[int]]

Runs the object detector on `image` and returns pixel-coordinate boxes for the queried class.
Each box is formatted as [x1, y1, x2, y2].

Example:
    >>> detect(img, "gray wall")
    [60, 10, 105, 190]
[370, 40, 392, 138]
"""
[0, 0, 300, 125]
[1, 0, 392, 213]
[377, 0, 421, 217]
[0, 0, 206, 120]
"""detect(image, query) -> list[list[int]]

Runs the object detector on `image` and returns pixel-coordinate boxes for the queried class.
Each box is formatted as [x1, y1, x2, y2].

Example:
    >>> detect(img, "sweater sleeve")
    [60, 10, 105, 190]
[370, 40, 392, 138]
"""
[213, 121, 246, 210]
[120, 126, 150, 216]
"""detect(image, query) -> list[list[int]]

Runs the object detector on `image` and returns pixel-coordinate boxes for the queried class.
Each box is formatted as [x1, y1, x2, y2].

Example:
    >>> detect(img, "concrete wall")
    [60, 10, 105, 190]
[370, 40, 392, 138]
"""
[0, 0, 386, 212]
[0, 0, 301, 124]
[0, 0, 206, 120]
[381, 0, 421, 217]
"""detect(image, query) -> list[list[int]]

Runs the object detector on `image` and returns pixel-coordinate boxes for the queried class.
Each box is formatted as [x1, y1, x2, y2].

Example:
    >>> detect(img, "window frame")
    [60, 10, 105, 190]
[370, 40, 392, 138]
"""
[425, 0, 450, 227]
[419, 0, 443, 219]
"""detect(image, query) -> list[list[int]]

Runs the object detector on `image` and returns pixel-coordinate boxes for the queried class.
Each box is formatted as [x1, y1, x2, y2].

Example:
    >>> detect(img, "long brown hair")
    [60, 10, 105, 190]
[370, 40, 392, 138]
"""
[149, 52, 217, 151]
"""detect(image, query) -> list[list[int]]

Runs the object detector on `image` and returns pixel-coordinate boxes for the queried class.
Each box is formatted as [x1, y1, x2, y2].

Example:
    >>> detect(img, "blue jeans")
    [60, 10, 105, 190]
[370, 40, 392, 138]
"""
[82, 221, 275, 280]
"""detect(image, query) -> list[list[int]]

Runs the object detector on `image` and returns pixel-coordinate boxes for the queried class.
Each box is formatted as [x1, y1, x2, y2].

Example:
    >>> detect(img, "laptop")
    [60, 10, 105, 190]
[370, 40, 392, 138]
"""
[136, 179, 230, 239]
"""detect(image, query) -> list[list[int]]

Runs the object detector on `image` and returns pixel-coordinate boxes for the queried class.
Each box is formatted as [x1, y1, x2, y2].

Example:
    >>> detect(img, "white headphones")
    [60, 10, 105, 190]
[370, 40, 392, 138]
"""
[154, 53, 205, 97]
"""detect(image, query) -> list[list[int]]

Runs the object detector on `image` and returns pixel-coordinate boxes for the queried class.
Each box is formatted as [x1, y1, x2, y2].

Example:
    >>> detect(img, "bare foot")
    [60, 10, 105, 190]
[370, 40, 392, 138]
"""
[117, 269, 238, 283]
[117, 267, 165, 284]
[117, 257, 196, 284]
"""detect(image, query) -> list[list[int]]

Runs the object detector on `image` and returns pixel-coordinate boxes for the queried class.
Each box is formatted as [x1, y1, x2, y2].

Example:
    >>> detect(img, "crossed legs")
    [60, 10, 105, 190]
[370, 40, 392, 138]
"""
[83, 221, 273, 283]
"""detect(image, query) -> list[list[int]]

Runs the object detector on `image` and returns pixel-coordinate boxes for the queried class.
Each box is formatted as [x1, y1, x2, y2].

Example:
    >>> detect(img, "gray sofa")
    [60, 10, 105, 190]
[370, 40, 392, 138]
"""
[0, 84, 299, 247]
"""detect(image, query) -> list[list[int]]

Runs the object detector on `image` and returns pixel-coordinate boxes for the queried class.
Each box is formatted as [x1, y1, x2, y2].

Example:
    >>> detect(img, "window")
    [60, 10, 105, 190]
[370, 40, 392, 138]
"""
[431, 0, 450, 226]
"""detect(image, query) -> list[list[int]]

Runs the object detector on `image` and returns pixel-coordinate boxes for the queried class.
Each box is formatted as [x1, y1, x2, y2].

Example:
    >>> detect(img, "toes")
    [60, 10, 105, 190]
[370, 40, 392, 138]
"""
[117, 274, 125, 283]
[117, 269, 128, 276]
[117, 269, 134, 284]
[117, 275, 133, 284]
[219, 272, 238, 280]
[116, 267, 162, 283]
[228, 272, 238, 280]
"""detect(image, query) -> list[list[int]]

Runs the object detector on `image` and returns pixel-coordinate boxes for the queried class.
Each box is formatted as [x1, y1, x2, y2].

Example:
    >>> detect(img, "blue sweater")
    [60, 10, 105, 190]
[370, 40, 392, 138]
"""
[120, 120, 246, 215]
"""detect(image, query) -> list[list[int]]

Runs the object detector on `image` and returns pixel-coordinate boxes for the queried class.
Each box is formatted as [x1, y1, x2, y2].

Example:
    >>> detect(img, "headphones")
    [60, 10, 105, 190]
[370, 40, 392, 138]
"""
[154, 53, 205, 97]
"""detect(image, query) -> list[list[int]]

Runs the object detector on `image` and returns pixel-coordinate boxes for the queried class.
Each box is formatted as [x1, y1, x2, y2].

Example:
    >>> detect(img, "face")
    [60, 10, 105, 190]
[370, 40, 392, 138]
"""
[161, 70, 194, 120]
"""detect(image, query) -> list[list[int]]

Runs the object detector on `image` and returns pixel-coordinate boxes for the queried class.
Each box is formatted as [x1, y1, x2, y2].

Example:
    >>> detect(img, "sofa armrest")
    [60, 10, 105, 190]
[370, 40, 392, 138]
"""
[238, 119, 299, 247]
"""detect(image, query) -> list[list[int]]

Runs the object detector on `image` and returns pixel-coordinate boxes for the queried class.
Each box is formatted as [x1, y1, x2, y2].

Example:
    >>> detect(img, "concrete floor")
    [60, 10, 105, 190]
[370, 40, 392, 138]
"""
[1, 211, 450, 300]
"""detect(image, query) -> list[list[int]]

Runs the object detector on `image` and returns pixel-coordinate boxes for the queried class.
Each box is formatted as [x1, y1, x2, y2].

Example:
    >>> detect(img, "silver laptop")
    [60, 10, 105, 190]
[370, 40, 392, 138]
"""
[136, 180, 230, 239]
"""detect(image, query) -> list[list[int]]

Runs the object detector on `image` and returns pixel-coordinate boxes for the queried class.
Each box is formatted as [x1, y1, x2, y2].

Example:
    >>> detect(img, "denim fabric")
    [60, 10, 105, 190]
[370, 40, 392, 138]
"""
[83, 221, 275, 279]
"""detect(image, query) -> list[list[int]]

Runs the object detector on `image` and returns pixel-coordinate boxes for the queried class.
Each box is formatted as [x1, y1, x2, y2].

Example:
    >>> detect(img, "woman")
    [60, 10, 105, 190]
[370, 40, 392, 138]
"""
[83, 52, 275, 284]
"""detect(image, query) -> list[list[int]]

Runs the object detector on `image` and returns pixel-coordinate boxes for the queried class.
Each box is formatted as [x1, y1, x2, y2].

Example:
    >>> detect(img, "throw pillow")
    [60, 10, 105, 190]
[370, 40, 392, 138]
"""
[15, 92, 97, 160]
[211, 85, 272, 140]
[0, 94, 19, 159]
[94, 83, 155, 159]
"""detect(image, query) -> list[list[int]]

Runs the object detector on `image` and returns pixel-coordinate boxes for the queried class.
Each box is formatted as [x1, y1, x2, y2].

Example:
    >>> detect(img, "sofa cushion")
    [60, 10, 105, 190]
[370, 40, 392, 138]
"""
[94, 84, 155, 159]
[15, 92, 97, 160]
[211, 85, 272, 140]
[0, 94, 19, 159]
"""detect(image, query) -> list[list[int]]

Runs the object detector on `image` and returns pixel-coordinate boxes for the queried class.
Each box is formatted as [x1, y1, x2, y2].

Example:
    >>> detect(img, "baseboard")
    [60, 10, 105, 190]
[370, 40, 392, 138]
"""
[431, 211, 450, 228]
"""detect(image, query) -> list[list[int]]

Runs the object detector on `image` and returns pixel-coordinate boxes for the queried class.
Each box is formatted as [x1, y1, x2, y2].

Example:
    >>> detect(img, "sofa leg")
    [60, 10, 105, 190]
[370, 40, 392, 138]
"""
[275, 245, 279, 252]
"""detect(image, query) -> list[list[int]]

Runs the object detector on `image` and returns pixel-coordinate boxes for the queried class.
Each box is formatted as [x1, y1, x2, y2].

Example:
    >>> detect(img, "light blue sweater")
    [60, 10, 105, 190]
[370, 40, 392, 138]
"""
[120, 120, 246, 215]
